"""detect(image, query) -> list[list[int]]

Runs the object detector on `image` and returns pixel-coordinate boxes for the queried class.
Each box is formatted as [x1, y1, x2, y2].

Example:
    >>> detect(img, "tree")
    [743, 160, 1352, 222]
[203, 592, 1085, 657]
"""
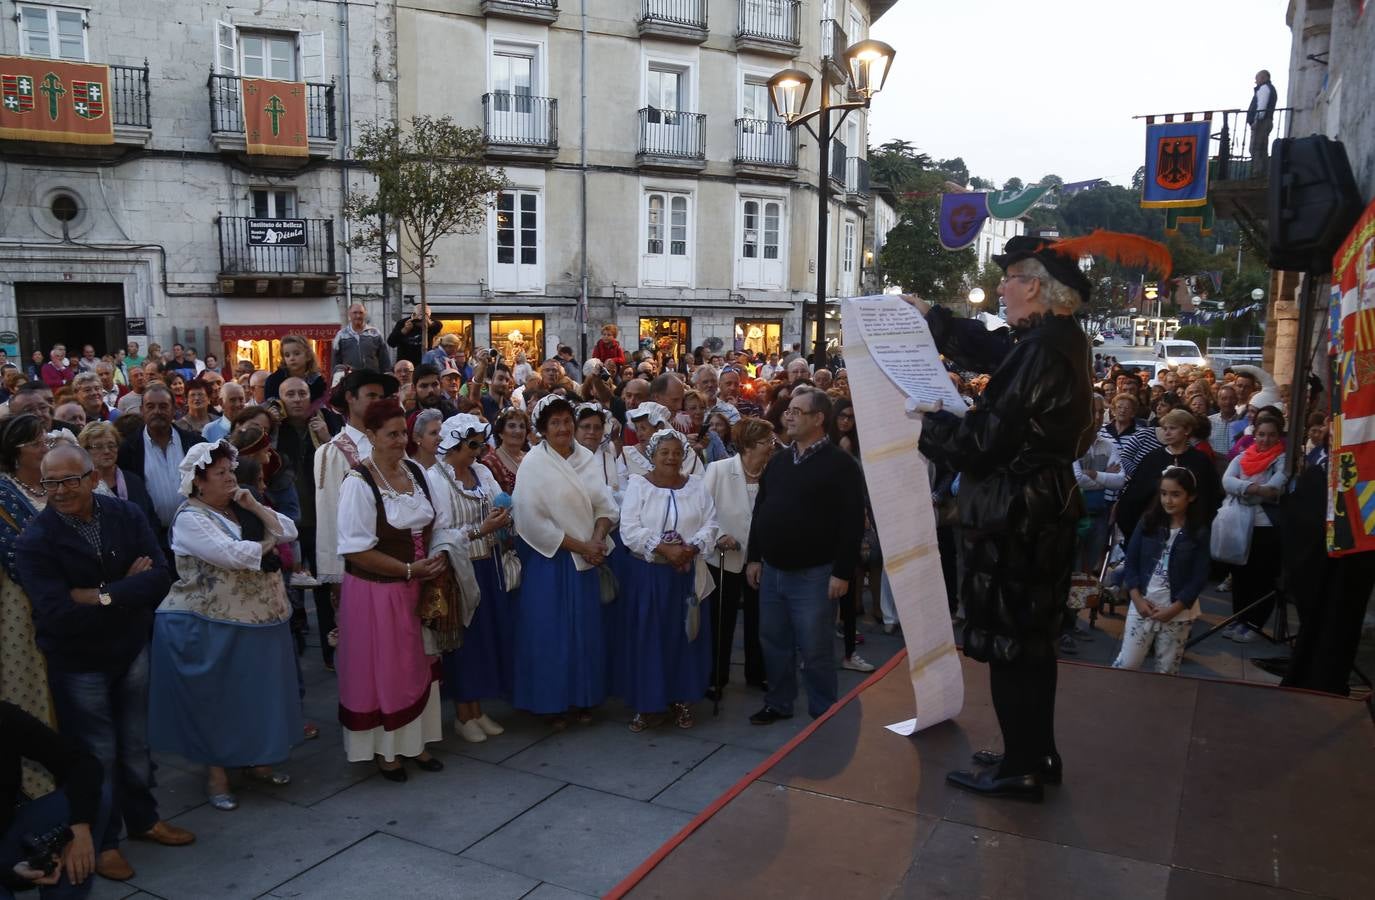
[969, 175, 996, 190]
[1001, 177, 1024, 192]
[344, 115, 507, 345]
[869, 139, 933, 189]
[1038, 173, 1064, 190]
[936, 157, 969, 186]
[879, 169, 979, 302]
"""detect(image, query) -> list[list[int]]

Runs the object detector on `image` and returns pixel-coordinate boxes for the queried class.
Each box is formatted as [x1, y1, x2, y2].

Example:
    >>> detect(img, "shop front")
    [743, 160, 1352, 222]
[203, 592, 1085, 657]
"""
[734, 318, 782, 358]
[489, 315, 544, 368]
[216, 298, 342, 375]
[638, 316, 691, 365]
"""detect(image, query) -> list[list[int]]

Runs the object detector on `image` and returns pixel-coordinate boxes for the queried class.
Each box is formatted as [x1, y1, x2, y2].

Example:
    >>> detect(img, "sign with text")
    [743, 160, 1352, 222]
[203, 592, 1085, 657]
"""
[126, 318, 147, 336]
[246, 218, 307, 246]
[0, 56, 114, 145]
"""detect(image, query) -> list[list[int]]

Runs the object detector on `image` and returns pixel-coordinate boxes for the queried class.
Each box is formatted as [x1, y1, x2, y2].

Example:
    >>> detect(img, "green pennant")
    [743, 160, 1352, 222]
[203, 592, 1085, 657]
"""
[985, 184, 1051, 219]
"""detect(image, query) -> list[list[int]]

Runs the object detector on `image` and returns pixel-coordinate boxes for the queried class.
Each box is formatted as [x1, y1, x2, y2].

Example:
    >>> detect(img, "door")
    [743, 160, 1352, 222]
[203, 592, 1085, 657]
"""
[492, 190, 542, 292]
[840, 218, 857, 296]
[491, 50, 539, 143]
[16, 283, 125, 362]
[845, 119, 861, 189]
[739, 79, 779, 161]
[645, 67, 686, 155]
[642, 192, 691, 287]
[737, 197, 784, 289]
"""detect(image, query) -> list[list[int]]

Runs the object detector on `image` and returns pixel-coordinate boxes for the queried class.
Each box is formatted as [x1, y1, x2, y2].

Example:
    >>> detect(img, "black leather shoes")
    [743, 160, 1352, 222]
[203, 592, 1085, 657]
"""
[946, 768, 1044, 802]
[749, 706, 794, 725]
[970, 750, 1063, 785]
[411, 755, 444, 772]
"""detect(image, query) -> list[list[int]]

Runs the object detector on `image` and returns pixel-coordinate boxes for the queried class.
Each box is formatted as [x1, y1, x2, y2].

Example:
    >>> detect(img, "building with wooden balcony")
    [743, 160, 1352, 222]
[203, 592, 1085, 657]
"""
[395, 0, 899, 363]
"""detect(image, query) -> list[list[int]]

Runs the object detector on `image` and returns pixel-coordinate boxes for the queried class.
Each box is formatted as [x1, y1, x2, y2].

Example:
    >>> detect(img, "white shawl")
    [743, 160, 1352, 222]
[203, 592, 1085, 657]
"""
[514, 440, 619, 570]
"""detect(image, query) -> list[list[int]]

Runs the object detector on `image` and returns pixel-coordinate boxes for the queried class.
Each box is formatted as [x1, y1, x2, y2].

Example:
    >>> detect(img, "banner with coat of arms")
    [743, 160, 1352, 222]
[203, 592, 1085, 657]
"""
[0, 55, 113, 145]
[241, 78, 309, 157]
[1141, 119, 1211, 208]
[1328, 197, 1375, 556]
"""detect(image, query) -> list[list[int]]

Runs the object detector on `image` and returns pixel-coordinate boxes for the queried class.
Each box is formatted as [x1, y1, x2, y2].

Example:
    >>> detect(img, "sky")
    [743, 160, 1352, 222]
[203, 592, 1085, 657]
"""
[869, 0, 1294, 188]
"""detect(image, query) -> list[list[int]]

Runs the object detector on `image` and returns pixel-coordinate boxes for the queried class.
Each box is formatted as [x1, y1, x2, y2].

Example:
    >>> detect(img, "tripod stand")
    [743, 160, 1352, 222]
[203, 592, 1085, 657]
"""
[1184, 583, 1293, 650]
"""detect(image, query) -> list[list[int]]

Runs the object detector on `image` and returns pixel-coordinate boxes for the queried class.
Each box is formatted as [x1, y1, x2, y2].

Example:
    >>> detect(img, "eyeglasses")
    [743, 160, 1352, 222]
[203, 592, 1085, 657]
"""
[40, 469, 92, 491]
[464, 439, 486, 450]
[85, 441, 119, 452]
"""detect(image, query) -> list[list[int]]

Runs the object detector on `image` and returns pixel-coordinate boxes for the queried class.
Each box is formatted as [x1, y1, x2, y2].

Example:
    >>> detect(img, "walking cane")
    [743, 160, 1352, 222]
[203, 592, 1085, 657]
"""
[712, 550, 726, 718]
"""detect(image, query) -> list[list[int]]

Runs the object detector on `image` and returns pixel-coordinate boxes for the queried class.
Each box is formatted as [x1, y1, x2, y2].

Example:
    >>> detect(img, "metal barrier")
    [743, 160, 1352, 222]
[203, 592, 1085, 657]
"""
[110, 63, 150, 127]
[639, 107, 706, 159]
[735, 118, 795, 166]
[208, 74, 336, 141]
[737, 0, 800, 43]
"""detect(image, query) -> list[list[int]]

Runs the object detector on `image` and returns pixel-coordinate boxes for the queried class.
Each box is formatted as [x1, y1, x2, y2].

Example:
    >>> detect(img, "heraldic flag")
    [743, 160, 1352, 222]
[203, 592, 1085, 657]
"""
[242, 78, 309, 157]
[1141, 120, 1211, 208]
[1328, 197, 1375, 555]
[0, 56, 113, 145]
[939, 192, 989, 250]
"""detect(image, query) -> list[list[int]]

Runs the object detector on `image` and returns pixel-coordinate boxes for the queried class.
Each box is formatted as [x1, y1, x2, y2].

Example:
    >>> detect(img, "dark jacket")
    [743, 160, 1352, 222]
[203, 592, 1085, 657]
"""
[116, 424, 205, 479]
[747, 440, 865, 579]
[1247, 81, 1277, 125]
[919, 308, 1095, 664]
[1122, 521, 1211, 609]
[1114, 445, 1221, 542]
[387, 315, 446, 366]
[16, 494, 173, 673]
[333, 325, 391, 373]
[116, 467, 158, 531]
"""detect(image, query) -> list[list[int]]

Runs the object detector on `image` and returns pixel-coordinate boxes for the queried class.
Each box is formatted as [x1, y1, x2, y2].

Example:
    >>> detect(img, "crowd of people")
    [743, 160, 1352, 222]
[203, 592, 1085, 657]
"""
[0, 270, 1340, 889]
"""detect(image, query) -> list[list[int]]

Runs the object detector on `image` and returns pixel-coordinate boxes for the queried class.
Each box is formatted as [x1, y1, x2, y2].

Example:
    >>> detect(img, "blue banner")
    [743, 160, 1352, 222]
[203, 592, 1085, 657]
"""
[938, 192, 988, 250]
[1141, 120, 1211, 208]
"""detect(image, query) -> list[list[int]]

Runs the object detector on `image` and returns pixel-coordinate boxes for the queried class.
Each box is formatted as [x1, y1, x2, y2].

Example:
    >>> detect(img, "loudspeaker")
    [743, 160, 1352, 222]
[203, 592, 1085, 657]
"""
[1267, 135, 1364, 275]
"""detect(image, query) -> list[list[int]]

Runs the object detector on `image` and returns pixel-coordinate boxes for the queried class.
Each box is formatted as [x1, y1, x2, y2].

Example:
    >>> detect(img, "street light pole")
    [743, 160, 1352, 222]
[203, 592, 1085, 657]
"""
[813, 95, 832, 370]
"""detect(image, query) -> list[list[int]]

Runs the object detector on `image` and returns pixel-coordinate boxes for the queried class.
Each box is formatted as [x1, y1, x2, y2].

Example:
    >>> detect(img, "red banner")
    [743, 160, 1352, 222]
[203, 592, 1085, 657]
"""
[241, 78, 309, 157]
[0, 55, 114, 145]
[1327, 198, 1375, 556]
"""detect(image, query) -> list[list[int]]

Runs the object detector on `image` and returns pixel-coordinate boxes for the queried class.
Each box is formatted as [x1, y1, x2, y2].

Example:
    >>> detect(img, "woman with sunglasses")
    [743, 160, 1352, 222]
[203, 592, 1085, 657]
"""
[426, 415, 515, 743]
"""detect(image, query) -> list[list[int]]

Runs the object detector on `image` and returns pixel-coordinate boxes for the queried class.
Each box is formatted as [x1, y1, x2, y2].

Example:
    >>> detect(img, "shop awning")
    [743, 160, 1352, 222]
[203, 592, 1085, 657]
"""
[215, 298, 342, 342]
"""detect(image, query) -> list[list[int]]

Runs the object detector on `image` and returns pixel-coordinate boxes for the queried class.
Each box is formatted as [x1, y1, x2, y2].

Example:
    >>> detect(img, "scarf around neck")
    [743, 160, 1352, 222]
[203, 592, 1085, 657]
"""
[1238, 440, 1284, 478]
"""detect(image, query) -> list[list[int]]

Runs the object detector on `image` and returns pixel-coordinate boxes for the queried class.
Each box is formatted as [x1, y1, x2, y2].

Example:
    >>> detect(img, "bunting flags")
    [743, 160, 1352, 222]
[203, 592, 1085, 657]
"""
[0, 56, 113, 145]
[242, 78, 309, 157]
[1329, 197, 1375, 555]
[938, 192, 989, 250]
[1141, 118, 1212, 208]
[986, 184, 1052, 218]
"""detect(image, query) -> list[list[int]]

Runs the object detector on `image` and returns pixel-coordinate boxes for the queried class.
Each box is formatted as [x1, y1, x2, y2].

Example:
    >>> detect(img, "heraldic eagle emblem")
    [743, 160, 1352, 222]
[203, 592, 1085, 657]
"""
[1155, 135, 1197, 190]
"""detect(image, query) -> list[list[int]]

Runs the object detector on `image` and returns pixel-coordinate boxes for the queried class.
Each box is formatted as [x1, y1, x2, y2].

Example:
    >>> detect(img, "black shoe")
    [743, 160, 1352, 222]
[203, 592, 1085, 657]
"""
[411, 755, 444, 772]
[970, 751, 1062, 785]
[946, 768, 1044, 802]
[377, 764, 407, 783]
[749, 706, 793, 725]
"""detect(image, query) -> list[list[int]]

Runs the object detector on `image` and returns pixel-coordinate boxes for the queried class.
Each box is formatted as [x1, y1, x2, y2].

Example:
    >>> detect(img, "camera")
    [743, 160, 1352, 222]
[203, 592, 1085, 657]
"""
[21, 824, 73, 876]
[599, 368, 612, 381]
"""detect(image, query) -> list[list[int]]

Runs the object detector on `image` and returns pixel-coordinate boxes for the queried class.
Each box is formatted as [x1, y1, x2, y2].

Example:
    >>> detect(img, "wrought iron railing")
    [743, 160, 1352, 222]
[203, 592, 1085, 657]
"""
[846, 156, 870, 195]
[1215, 107, 1294, 181]
[639, 0, 708, 28]
[829, 138, 847, 182]
[491, 0, 558, 10]
[638, 107, 706, 160]
[737, 0, 800, 44]
[207, 73, 337, 141]
[217, 217, 336, 275]
[735, 118, 796, 167]
[482, 93, 558, 147]
[109, 63, 150, 128]
[821, 18, 847, 61]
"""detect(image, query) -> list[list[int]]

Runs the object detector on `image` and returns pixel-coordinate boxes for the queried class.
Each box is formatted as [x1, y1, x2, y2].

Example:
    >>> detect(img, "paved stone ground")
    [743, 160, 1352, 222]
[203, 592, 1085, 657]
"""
[87, 581, 1324, 900]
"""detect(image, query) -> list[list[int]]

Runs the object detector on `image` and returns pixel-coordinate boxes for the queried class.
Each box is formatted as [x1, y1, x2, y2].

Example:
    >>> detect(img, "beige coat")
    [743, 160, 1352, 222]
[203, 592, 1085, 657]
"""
[703, 454, 756, 574]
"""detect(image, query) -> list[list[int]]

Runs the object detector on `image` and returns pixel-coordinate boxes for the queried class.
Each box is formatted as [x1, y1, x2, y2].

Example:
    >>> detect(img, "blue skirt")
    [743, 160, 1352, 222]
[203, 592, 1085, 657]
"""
[615, 556, 712, 714]
[602, 530, 629, 695]
[149, 613, 301, 767]
[441, 555, 515, 702]
[512, 540, 608, 714]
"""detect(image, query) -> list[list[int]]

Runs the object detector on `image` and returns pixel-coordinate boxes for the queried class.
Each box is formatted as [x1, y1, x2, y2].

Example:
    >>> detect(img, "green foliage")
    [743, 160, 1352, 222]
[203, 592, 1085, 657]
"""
[1038, 173, 1064, 189]
[343, 115, 508, 304]
[879, 167, 979, 302]
[1172, 325, 1210, 347]
[936, 157, 969, 186]
[1002, 177, 1024, 192]
[870, 139, 931, 188]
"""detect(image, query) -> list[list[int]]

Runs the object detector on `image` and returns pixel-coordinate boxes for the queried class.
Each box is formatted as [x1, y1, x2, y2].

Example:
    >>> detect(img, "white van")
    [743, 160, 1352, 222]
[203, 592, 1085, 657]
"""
[1154, 339, 1207, 370]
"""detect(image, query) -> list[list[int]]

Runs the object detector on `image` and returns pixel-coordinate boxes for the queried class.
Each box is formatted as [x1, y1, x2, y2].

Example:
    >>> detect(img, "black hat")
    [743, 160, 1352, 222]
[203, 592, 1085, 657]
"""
[992, 235, 1094, 304]
[993, 230, 1172, 306]
[329, 369, 399, 412]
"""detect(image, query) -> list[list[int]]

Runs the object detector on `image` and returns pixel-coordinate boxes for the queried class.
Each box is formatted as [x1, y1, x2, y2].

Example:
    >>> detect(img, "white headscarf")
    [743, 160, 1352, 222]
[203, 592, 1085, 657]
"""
[178, 439, 237, 497]
[627, 401, 671, 428]
[437, 413, 490, 453]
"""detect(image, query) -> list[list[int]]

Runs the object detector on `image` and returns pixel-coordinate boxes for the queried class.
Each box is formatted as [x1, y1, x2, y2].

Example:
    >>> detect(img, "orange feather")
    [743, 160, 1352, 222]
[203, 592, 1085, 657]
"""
[1046, 229, 1173, 279]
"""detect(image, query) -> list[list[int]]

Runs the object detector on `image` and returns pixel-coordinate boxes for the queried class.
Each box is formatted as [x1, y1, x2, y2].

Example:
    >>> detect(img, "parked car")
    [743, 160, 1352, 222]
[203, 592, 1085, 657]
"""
[1154, 339, 1207, 370]
[1114, 355, 1167, 379]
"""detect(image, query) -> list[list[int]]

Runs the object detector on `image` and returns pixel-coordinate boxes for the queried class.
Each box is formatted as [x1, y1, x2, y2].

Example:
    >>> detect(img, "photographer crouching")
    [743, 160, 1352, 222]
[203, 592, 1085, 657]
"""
[1, 703, 101, 898]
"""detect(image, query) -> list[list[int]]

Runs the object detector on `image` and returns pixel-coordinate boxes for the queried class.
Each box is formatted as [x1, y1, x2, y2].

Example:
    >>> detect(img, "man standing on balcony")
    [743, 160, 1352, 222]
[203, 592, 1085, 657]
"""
[1247, 69, 1277, 177]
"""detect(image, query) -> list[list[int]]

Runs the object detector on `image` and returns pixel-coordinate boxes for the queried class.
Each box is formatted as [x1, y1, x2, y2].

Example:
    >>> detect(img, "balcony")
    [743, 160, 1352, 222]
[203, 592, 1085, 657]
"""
[820, 18, 849, 84]
[829, 138, 847, 184]
[482, 94, 558, 161]
[638, 0, 709, 43]
[637, 108, 706, 170]
[734, 118, 796, 178]
[217, 216, 339, 296]
[207, 73, 336, 165]
[735, 0, 801, 56]
[0, 61, 151, 157]
[845, 156, 870, 200]
[480, 0, 558, 25]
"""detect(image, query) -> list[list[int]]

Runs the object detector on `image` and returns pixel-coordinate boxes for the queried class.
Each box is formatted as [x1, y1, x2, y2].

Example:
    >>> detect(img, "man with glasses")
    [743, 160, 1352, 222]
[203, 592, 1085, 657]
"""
[9, 382, 57, 433]
[18, 444, 192, 883]
[745, 386, 865, 725]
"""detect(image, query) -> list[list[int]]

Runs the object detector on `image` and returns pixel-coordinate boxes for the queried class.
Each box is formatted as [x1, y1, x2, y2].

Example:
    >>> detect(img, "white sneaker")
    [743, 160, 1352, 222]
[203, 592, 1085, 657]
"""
[842, 654, 876, 673]
[474, 714, 505, 736]
[455, 718, 488, 743]
[1231, 625, 1256, 643]
[289, 572, 321, 588]
[1216, 575, 1232, 593]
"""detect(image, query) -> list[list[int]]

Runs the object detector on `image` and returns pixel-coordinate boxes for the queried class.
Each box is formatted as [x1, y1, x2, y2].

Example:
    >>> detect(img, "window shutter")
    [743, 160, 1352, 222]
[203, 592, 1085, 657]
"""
[300, 31, 325, 82]
[215, 20, 238, 75]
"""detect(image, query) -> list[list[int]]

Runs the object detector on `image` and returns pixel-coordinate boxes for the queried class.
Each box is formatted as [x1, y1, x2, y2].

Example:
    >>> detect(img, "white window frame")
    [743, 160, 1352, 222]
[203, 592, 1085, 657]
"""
[213, 23, 324, 82]
[735, 189, 789, 291]
[640, 184, 695, 289]
[250, 188, 297, 219]
[841, 217, 857, 294]
[489, 171, 546, 294]
[641, 46, 699, 114]
[486, 28, 548, 96]
[17, 3, 88, 61]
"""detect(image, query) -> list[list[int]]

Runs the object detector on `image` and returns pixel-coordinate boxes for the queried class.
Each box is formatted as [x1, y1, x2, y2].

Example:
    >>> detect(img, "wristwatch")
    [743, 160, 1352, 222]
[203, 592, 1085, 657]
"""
[98, 591, 113, 606]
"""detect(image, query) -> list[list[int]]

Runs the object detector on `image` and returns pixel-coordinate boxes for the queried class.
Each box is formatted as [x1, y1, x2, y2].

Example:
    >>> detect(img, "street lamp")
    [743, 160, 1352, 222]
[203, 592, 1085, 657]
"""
[768, 40, 896, 368]
[1251, 288, 1265, 302]
[968, 287, 986, 305]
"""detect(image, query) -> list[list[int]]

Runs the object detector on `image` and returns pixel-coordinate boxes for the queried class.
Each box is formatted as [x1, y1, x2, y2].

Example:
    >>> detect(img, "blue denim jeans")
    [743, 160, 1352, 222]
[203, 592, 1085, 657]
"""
[759, 562, 837, 718]
[0, 790, 91, 900]
[45, 647, 158, 853]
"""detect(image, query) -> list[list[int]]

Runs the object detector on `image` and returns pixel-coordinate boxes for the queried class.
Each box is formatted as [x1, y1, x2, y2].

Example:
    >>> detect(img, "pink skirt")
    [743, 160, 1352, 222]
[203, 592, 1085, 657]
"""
[337, 573, 438, 733]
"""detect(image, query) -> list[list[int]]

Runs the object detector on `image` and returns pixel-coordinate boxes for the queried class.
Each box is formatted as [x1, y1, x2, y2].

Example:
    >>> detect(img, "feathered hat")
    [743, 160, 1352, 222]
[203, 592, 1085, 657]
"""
[994, 229, 1173, 304]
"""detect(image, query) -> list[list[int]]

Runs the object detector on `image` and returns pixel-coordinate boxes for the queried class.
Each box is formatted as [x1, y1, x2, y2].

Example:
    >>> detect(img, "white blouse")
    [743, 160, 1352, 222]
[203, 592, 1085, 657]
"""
[426, 461, 503, 559]
[336, 470, 435, 554]
[171, 503, 299, 572]
[619, 473, 720, 563]
[618, 442, 699, 494]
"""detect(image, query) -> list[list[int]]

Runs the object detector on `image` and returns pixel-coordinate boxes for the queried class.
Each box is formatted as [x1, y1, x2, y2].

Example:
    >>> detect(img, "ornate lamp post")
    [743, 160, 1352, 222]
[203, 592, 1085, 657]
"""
[768, 39, 894, 369]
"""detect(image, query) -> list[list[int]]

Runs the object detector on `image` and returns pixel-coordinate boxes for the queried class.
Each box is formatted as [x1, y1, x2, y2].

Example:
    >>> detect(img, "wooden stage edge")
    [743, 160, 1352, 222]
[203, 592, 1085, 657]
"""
[611, 652, 1375, 900]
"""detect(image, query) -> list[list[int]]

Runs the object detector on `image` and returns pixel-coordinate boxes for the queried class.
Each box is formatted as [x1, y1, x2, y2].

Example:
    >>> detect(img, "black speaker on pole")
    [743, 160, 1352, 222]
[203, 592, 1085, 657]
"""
[1266, 135, 1364, 275]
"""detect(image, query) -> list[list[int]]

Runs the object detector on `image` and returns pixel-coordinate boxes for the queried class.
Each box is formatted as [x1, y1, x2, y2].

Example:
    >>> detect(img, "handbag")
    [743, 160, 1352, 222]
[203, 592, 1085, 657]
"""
[498, 547, 522, 592]
[684, 593, 701, 641]
[597, 564, 619, 604]
[1209, 496, 1254, 565]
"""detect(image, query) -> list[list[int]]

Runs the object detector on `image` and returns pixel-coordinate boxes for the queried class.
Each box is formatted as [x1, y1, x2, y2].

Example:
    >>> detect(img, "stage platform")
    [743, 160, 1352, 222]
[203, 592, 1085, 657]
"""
[616, 654, 1374, 900]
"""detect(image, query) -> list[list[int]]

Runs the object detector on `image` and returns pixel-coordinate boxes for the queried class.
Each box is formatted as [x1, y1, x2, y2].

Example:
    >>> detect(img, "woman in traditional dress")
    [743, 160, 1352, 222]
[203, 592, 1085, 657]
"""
[512, 395, 619, 728]
[409, 408, 443, 471]
[574, 402, 624, 504]
[427, 414, 515, 743]
[0, 415, 56, 796]
[485, 408, 530, 494]
[336, 398, 448, 780]
[148, 440, 300, 810]
[620, 402, 680, 488]
[616, 429, 717, 731]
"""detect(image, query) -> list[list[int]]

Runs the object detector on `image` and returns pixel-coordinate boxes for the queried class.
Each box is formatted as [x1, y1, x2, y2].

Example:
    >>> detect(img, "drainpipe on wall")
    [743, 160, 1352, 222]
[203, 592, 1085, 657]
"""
[578, 0, 589, 362]
[338, 0, 354, 308]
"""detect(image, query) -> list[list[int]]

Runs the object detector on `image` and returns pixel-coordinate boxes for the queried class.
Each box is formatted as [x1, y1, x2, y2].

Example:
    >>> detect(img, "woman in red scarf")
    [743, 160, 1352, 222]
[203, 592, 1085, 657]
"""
[1219, 413, 1287, 642]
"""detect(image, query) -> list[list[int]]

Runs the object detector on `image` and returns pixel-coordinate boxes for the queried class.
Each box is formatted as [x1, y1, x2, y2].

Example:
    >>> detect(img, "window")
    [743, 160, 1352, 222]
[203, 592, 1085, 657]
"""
[737, 195, 785, 290]
[490, 316, 544, 366]
[214, 23, 324, 81]
[849, 9, 865, 42]
[646, 67, 683, 117]
[841, 218, 857, 295]
[251, 189, 296, 219]
[492, 190, 542, 292]
[18, 4, 86, 61]
[241, 33, 295, 80]
[491, 47, 535, 113]
[642, 190, 692, 287]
